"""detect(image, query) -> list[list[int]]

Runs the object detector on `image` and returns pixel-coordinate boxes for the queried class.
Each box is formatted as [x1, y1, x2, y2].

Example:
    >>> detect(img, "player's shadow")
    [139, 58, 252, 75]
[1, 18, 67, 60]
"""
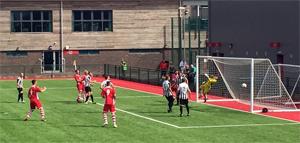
[146, 101, 165, 106]
[147, 114, 179, 118]
[0, 118, 23, 121]
[72, 111, 99, 114]
[0, 101, 16, 104]
[68, 124, 100, 128]
[138, 111, 166, 114]
[52, 101, 76, 104]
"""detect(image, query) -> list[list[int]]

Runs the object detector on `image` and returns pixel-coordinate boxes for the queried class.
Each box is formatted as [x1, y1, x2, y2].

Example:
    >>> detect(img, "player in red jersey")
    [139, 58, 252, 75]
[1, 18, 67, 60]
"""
[74, 70, 85, 101]
[24, 80, 47, 121]
[101, 81, 117, 128]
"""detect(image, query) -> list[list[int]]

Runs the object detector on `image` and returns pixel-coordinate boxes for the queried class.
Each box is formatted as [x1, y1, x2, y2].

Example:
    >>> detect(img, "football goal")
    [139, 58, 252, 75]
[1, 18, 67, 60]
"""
[196, 56, 299, 113]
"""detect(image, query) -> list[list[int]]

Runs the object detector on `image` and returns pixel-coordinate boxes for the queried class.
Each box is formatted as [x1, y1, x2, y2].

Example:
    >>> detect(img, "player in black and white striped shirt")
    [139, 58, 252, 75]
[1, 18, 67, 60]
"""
[177, 78, 191, 117]
[16, 73, 25, 103]
[162, 75, 175, 113]
[83, 70, 96, 104]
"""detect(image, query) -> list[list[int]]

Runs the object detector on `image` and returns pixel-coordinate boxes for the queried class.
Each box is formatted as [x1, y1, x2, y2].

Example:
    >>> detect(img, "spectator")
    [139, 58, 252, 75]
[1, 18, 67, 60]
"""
[159, 59, 169, 77]
[169, 66, 176, 75]
[188, 64, 196, 91]
[121, 58, 128, 78]
[179, 60, 187, 73]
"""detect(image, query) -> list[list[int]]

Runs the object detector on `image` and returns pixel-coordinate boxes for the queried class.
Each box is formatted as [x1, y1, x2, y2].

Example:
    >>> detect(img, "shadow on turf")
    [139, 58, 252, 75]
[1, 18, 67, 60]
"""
[0, 118, 25, 122]
[68, 124, 100, 128]
[52, 101, 77, 104]
[0, 101, 17, 104]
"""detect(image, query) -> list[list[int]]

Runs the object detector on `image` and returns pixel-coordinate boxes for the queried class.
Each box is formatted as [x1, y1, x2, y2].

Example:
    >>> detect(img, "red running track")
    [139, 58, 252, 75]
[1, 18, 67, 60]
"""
[93, 77, 300, 123]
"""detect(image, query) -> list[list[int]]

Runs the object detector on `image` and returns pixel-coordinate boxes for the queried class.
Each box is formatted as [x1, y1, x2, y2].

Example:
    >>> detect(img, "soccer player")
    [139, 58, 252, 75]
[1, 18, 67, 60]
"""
[74, 70, 84, 101]
[101, 81, 117, 128]
[101, 75, 114, 89]
[16, 73, 25, 103]
[24, 80, 47, 121]
[200, 73, 218, 103]
[83, 70, 95, 104]
[162, 75, 174, 113]
[178, 78, 191, 117]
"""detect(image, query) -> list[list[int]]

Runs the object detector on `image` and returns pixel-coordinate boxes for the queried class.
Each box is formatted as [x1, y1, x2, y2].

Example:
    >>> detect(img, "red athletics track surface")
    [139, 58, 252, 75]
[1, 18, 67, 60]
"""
[92, 77, 300, 123]
[1, 77, 299, 122]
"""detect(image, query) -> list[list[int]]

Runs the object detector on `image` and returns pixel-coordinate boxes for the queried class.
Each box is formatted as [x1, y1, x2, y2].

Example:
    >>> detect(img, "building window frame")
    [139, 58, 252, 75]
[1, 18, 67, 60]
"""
[6, 51, 28, 57]
[11, 10, 53, 32]
[79, 50, 100, 55]
[72, 10, 113, 32]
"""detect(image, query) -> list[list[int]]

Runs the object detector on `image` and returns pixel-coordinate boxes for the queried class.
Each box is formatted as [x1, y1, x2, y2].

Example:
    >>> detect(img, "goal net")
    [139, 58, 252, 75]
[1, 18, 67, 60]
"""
[273, 64, 300, 106]
[196, 56, 298, 112]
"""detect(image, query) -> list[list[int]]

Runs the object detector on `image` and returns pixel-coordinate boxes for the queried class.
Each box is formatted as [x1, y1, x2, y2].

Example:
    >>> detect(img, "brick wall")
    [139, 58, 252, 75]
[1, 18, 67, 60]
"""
[0, 0, 178, 51]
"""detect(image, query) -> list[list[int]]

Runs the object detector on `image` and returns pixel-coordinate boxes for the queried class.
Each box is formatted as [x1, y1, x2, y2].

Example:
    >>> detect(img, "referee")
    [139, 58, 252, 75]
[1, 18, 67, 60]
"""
[177, 78, 191, 117]
[162, 75, 174, 113]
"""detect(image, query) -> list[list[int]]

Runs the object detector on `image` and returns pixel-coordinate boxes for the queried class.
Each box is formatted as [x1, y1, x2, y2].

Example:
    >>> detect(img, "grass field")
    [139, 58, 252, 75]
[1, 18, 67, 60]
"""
[0, 79, 299, 143]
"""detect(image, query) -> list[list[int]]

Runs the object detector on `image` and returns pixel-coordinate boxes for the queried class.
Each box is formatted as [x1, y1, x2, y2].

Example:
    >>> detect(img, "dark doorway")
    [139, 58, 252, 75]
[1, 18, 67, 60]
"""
[43, 51, 60, 72]
[277, 54, 284, 64]
[277, 54, 284, 80]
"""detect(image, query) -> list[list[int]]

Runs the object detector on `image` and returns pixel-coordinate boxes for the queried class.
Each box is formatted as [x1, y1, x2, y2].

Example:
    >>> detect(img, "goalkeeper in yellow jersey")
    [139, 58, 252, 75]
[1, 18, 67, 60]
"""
[200, 73, 218, 103]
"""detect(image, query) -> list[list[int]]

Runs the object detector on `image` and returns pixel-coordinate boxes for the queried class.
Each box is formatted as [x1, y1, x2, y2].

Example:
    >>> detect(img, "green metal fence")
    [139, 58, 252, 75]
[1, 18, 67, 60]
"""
[104, 64, 162, 86]
[170, 16, 208, 67]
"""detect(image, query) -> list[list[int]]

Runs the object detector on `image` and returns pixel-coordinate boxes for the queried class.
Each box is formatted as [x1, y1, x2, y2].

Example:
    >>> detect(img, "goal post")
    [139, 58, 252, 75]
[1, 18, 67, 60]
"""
[196, 56, 299, 113]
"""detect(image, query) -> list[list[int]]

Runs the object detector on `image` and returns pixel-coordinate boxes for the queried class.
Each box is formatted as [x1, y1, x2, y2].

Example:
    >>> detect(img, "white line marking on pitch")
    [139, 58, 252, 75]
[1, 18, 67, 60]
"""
[179, 122, 300, 129]
[95, 102, 299, 129]
[2, 83, 299, 126]
[114, 85, 300, 123]
[94, 96, 160, 98]
[0, 87, 75, 91]
[95, 103, 180, 128]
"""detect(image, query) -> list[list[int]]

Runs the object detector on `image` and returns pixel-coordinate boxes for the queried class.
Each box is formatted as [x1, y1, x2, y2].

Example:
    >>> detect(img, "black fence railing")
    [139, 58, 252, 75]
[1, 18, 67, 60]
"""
[104, 64, 162, 86]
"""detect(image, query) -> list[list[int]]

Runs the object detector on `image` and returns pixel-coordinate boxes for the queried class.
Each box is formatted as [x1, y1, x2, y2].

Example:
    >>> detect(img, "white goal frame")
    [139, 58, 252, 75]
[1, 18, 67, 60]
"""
[196, 56, 299, 113]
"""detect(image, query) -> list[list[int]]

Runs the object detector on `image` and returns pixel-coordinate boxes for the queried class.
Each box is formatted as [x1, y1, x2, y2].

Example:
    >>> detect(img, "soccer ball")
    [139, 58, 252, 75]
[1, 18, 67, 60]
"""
[241, 83, 247, 88]
[77, 96, 84, 103]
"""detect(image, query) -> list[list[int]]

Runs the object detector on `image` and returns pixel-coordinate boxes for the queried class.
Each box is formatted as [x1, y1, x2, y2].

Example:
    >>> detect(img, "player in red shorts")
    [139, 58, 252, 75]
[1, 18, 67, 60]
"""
[74, 70, 85, 101]
[101, 81, 117, 128]
[24, 80, 47, 121]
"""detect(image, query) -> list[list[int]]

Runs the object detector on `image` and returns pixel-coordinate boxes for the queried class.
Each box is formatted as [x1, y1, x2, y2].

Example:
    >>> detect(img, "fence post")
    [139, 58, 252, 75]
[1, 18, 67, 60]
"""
[147, 69, 150, 84]
[197, 16, 201, 55]
[157, 70, 160, 85]
[129, 66, 132, 80]
[188, 17, 192, 64]
[114, 65, 117, 78]
[23, 66, 26, 78]
[107, 64, 110, 74]
[103, 64, 106, 75]
[171, 17, 174, 64]
[118, 66, 121, 79]
[138, 68, 140, 82]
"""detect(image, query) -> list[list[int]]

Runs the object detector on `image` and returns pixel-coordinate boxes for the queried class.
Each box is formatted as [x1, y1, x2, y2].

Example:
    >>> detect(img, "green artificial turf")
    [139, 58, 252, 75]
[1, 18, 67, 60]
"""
[0, 80, 299, 143]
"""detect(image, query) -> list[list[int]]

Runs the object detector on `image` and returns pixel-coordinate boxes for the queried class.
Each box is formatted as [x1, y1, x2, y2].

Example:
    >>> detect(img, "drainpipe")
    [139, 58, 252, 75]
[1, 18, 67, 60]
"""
[60, 0, 64, 72]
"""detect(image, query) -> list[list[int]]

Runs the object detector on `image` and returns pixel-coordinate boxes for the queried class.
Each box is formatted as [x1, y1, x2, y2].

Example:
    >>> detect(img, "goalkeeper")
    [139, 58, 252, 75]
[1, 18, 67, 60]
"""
[200, 73, 218, 103]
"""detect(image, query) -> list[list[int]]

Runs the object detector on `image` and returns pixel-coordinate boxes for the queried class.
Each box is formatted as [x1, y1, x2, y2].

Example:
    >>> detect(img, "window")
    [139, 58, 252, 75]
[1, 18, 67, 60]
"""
[11, 11, 52, 32]
[79, 50, 99, 55]
[6, 51, 28, 57]
[187, 5, 208, 31]
[73, 10, 113, 32]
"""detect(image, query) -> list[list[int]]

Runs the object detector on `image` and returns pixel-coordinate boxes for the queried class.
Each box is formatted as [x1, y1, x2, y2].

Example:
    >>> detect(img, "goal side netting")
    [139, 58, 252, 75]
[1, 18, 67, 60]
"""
[196, 56, 298, 112]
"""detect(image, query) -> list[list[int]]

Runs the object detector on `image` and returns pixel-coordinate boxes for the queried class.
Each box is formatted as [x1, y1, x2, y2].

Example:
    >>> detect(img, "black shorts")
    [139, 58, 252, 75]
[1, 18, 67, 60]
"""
[179, 99, 188, 105]
[165, 96, 174, 102]
[85, 86, 92, 92]
[17, 88, 23, 93]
